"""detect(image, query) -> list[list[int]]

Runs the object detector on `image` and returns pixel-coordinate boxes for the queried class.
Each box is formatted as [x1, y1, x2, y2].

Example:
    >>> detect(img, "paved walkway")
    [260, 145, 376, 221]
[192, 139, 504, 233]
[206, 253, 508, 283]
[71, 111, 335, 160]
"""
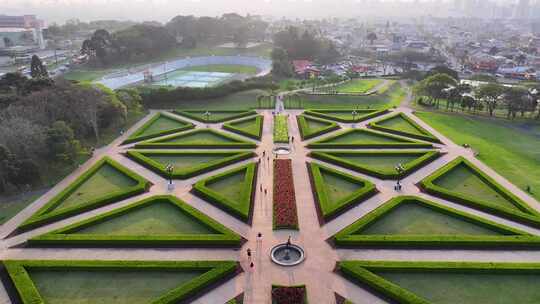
[2, 89, 540, 303]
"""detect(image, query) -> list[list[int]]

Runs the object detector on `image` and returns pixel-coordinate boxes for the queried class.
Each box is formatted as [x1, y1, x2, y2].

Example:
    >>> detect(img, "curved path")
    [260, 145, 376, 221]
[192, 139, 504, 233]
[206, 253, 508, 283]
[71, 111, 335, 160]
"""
[1, 85, 540, 303]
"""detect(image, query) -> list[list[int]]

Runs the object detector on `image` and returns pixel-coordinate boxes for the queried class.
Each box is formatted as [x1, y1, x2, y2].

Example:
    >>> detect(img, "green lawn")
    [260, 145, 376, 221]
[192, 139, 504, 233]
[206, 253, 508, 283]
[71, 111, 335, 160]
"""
[50, 164, 138, 213]
[73, 201, 216, 235]
[137, 116, 188, 137]
[338, 154, 421, 173]
[416, 111, 540, 202]
[374, 270, 540, 304]
[298, 82, 406, 109]
[162, 131, 239, 144]
[334, 79, 383, 94]
[0, 191, 45, 225]
[147, 154, 233, 171]
[206, 171, 246, 205]
[184, 64, 258, 74]
[274, 115, 289, 143]
[376, 115, 424, 136]
[359, 201, 502, 236]
[29, 268, 204, 304]
[320, 171, 362, 205]
[319, 130, 407, 144]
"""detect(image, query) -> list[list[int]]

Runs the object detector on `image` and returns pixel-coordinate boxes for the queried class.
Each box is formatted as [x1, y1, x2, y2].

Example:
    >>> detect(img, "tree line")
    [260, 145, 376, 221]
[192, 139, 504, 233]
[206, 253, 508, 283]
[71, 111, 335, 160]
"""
[414, 69, 540, 120]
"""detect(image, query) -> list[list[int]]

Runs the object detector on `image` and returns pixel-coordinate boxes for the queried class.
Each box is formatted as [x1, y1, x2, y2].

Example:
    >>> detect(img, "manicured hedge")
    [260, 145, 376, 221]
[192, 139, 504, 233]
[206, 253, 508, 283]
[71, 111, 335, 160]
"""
[308, 162, 377, 222]
[296, 115, 340, 140]
[3, 260, 238, 304]
[174, 110, 257, 123]
[192, 163, 258, 223]
[419, 156, 540, 228]
[134, 129, 257, 149]
[271, 284, 308, 304]
[303, 109, 389, 123]
[274, 115, 289, 144]
[223, 115, 264, 140]
[122, 112, 195, 145]
[333, 196, 540, 248]
[28, 195, 242, 247]
[307, 129, 433, 149]
[18, 157, 152, 232]
[309, 150, 441, 180]
[368, 112, 441, 144]
[126, 150, 255, 180]
[338, 260, 540, 304]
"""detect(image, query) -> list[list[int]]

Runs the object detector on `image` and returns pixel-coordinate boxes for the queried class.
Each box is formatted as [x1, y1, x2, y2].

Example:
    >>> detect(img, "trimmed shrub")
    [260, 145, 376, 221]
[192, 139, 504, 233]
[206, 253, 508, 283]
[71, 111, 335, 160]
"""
[126, 150, 255, 180]
[18, 157, 152, 232]
[303, 109, 389, 123]
[309, 150, 441, 180]
[419, 157, 540, 228]
[223, 115, 264, 140]
[134, 129, 257, 149]
[296, 115, 340, 140]
[28, 195, 243, 247]
[307, 129, 433, 149]
[368, 112, 442, 144]
[273, 159, 299, 230]
[174, 110, 257, 123]
[333, 196, 540, 248]
[122, 112, 195, 145]
[192, 163, 258, 223]
[273, 115, 289, 144]
[3, 260, 239, 304]
[308, 162, 377, 222]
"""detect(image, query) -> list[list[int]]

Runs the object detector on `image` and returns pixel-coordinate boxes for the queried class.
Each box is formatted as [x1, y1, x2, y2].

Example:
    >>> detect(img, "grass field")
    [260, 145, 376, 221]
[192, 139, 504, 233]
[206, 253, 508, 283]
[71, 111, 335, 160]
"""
[298, 82, 407, 109]
[137, 116, 189, 137]
[274, 115, 289, 143]
[374, 270, 540, 304]
[359, 202, 502, 235]
[320, 171, 361, 204]
[319, 130, 407, 144]
[433, 163, 518, 210]
[50, 164, 138, 213]
[416, 111, 540, 202]
[376, 115, 424, 136]
[73, 201, 216, 235]
[163, 132, 239, 144]
[29, 268, 204, 304]
[147, 154, 231, 170]
[0, 191, 45, 225]
[338, 154, 420, 172]
[334, 79, 383, 94]
[206, 172, 246, 205]
[184, 64, 258, 74]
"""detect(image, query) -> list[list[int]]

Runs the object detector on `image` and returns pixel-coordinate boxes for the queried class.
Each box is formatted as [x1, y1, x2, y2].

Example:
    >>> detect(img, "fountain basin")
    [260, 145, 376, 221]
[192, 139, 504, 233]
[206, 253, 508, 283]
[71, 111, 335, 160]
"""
[273, 147, 291, 155]
[270, 243, 305, 267]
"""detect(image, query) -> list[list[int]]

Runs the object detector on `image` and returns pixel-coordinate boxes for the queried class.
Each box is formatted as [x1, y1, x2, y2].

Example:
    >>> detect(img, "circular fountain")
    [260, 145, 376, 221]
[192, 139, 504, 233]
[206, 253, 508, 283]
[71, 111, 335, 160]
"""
[270, 239, 305, 267]
[273, 146, 291, 155]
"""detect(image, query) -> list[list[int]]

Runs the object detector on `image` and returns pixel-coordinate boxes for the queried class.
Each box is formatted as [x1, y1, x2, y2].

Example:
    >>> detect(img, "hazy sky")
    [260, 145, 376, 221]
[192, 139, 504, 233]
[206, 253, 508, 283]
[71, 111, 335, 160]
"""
[3, 0, 416, 23]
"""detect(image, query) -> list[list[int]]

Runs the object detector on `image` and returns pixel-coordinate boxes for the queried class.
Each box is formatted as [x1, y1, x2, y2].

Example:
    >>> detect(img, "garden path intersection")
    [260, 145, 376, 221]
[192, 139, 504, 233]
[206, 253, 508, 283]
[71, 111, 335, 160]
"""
[1, 99, 540, 303]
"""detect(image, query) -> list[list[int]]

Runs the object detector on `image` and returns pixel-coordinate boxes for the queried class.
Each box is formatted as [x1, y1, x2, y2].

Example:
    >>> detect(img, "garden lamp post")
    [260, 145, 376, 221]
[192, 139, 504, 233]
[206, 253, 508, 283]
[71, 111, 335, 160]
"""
[166, 164, 174, 191]
[204, 111, 211, 127]
[351, 110, 358, 127]
[395, 163, 405, 191]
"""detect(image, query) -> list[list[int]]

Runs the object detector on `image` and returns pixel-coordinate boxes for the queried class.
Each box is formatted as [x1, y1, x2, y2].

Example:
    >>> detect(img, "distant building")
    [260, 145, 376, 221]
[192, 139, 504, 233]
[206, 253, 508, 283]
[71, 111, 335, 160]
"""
[292, 60, 320, 79]
[0, 15, 46, 50]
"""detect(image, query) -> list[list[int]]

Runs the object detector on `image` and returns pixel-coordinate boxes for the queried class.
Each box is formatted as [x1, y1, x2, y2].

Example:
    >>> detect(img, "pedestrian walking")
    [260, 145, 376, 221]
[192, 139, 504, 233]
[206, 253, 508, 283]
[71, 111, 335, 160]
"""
[260, 185, 263, 192]
[291, 136, 295, 143]
[263, 151, 266, 157]
[250, 262, 254, 269]
[264, 189, 267, 195]
[247, 248, 252, 262]
[257, 232, 263, 244]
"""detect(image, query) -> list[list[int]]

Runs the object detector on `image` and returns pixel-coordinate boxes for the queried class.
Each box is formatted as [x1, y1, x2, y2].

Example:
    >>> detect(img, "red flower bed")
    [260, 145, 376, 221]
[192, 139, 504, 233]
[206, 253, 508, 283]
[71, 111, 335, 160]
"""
[272, 285, 307, 304]
[273, 159, 299, 229]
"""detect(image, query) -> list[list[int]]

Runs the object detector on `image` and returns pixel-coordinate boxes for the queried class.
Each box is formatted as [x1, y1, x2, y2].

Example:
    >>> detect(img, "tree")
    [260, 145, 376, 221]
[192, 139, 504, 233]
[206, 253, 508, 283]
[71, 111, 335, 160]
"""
[367, 32, 378, 45]
[425, 65, 459, 80]
[504, 87, 528, 119]
[475, 83, 505, 116]
[445, 83, 471, 111]
[0, 144, 10, 193]
[45, 121, 80, 162]
[271, 47, 294, 77]
[414, 73, 457, 108]
[233, 25, 249, 48]
[30, 55, 48, 79]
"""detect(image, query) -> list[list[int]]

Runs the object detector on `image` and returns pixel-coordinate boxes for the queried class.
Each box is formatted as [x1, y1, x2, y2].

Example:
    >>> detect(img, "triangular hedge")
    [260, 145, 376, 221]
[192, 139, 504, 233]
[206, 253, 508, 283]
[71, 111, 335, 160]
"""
[303, 109, 389, 123]
[297, 115, 340, 140]
[19, 157, 151, 232]
[126, 150, 255, 179]
[308, 162, 377, 222]
[333, 196, 540, 248]
[3, 260, 238, 304]
[307, 129, 433, 149]
[134, 129, 257, 149]
[122, 112, 195, 145]
[222, 115, 264, 140]
[339, 260, 540, 304]
[309, 150, 441, 179]
[192, 163, 258, 223]
[174, 110, 257, 123]
[419, 156, 540, 228]
[368, 112, 441, 143]
[29, 195, 243, 247]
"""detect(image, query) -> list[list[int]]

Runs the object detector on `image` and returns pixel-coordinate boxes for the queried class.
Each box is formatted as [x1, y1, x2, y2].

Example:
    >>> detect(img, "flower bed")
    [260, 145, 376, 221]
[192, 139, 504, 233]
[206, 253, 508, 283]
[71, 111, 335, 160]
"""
[272, 285, 307, 304]
[273, 159, 299, 230]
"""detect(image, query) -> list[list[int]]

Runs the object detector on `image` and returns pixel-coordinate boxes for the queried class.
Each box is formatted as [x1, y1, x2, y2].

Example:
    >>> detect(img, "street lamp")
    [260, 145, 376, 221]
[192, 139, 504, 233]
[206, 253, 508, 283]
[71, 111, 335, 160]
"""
[166, 164, 174, 190]
[394, 163, 405, 191]
[351, 110, 358, 127]
[204, 111, 211, 127]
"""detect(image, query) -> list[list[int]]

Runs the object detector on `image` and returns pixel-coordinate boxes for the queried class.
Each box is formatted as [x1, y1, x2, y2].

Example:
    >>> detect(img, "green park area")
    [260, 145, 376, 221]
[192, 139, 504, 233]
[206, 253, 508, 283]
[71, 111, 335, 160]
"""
[417, 111, 540, 202]
[274, 115, 289, 143]
[333, 79, 383, 94]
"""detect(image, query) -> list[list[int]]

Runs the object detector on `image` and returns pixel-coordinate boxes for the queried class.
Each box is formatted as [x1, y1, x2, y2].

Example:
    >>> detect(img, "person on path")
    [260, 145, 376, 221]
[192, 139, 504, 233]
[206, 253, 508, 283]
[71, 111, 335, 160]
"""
[260, 185, 263, 192]
[250, 262, 254, 269]
[257, 232, 263, 244]
[247, 248, 252, 262]
[264, 189, 267, 196]
[263, 151, 266, 157]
